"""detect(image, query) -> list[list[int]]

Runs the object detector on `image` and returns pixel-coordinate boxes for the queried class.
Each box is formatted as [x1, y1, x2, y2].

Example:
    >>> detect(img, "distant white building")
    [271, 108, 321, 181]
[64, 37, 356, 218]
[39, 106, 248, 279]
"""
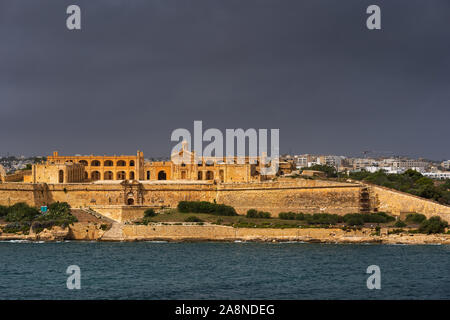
[392, 159, 429, 172]
[423, 172, 450, 180]
[442, 160, 450, 170]
[295, 154, 317, 168]
[351, 158, 378, 170]
[318, 155, 343, 168]
[363, 166, 380, 173]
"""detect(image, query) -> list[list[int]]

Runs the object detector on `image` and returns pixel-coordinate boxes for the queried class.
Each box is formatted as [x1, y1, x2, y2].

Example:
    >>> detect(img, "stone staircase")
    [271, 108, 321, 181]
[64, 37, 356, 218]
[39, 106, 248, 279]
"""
[73, 207, 123, 240]
[100, 222, 124, 241]
[80, 208, 116, 224]
[359, 187, 371, 213]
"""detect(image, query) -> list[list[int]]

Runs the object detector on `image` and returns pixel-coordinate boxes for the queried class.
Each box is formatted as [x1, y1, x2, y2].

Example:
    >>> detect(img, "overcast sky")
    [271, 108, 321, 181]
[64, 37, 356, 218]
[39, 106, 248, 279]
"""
[0, 0, 449, 160]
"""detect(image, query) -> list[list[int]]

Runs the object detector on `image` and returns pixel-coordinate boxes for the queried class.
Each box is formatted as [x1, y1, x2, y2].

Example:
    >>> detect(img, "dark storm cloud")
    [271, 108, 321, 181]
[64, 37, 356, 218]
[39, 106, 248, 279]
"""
[0, 0, 449, 160]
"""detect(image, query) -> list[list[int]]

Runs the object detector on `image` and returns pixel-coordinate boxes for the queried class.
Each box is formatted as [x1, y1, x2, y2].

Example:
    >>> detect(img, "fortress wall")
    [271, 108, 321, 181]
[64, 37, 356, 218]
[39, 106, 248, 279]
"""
[43, 184, 125, 207]
[0, 180, 363, 216]
[0, 183, 48, 206]
[3, 179, 450, 223]
[140, 183, 217, 207]
[371, 185, 450, 222]
[216, 180, 362, 215]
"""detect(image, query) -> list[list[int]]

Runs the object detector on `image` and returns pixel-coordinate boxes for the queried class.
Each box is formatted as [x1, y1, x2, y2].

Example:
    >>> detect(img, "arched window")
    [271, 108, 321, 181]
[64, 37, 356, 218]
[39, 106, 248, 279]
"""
[117, 160, 126, 166]
[91, 160, 100, 167]
[219, 170, 224, 182]
[104, 171, 113, 180]
[129, 160, 135, 167]
[91, 171, 100, 181]
[206, 171, 214, 180]
[129, 171, 135, 180]
[117, 171, 126, 180]
[146, 171, 150, 180]
[104, 160, 113, 166]
[79, 160, 88, 166]
[198, 171, 203, 180]
[58, 170, 64, 183]
[181, 163, 186, 167]
[158, 171, 167, 180]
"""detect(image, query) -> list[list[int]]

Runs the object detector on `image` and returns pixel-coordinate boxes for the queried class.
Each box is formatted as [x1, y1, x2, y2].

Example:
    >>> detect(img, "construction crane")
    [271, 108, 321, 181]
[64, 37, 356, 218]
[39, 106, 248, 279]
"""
[361, 150, 395, 159]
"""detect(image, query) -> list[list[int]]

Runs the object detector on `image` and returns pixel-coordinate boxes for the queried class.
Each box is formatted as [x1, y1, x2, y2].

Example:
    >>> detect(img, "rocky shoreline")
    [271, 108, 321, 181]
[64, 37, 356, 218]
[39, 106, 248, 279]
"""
[1, 223, 449, 244]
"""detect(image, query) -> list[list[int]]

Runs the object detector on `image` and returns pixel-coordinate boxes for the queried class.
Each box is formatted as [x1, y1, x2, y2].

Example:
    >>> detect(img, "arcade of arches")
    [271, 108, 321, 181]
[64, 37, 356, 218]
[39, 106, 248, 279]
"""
[30, 149, 293, 184]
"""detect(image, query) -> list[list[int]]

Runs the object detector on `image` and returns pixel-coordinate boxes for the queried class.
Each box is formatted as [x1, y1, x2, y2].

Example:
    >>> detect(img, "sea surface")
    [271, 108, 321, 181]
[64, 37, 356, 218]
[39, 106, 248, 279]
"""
[0, 241, 448, 299]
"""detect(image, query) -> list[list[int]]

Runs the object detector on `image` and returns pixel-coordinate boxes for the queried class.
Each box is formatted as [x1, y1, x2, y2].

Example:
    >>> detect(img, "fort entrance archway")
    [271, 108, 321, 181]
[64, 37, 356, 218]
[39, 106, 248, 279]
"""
[158, 171, 167, 180]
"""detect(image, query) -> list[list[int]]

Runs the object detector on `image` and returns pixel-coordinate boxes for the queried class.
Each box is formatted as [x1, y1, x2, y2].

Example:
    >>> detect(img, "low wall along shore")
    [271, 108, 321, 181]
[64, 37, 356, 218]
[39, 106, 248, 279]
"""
[102, 224, 450, 244]
[1, 222, 449, 244]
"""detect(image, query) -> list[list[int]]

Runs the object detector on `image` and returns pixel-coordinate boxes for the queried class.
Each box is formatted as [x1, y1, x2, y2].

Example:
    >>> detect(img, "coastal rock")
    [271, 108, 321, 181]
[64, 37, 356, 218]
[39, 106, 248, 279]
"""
[36, 226, 69, 241]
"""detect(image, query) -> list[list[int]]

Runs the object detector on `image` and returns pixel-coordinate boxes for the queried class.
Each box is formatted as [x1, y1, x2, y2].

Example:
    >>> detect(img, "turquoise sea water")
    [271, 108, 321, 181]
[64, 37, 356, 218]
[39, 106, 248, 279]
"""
[0, 241, 448, 299]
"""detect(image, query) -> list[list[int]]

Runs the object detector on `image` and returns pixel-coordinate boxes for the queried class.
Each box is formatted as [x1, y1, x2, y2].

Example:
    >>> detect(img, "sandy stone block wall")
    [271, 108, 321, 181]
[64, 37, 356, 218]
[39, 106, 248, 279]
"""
[141, 184, 216, 207]
[0, 183, 47, 206]
[44, 184, 124, 207]
[217, 185, 362, 215]
[119, 225, 368, 241]
[122, 224, 237, 240]
[372, 185, 450, 222]
[67, 222, 106, 240]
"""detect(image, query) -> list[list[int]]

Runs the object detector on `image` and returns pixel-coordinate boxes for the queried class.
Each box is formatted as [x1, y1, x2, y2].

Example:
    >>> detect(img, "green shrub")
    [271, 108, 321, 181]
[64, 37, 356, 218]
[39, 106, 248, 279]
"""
[48, 202, 71, 215]
[394, 220, 407, 228]
[144, 209, 157, 217]
[405, 213, 427, 224]
[419, 216, 448, 234]
[214, 204, 238, 216]
[184, 216, 204, 223]
[36, 202, 77, 225]
[278, 212, 311, 221]
[388, 228, 404, 234]
[362, 212, 395, 223]
[342, 212, 394, 225]
[246, 209, 258, 218]
[246, 209, 271, 219]
[0, 205, 8, 217]
[343, 214, 364, 226]
[31, 220, 57, 233]
[306, 213, 343, 225]
[5, 203, 39, 222]
[278, 212, 297, 220]
[279, 212, 395, 226]
[177, 201, 237, 216]
[374, 226, 381, 236]
[3, 222, 31, 234]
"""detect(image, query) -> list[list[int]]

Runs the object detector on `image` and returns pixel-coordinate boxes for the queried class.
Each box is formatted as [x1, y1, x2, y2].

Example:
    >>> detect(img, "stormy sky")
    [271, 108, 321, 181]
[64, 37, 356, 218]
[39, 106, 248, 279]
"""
[0, 0, 449, 160]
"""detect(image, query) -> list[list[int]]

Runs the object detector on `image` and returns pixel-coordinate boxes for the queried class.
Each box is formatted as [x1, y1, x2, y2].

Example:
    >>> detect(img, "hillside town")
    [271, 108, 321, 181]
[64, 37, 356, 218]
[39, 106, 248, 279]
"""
[281, 154, 450, 180]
